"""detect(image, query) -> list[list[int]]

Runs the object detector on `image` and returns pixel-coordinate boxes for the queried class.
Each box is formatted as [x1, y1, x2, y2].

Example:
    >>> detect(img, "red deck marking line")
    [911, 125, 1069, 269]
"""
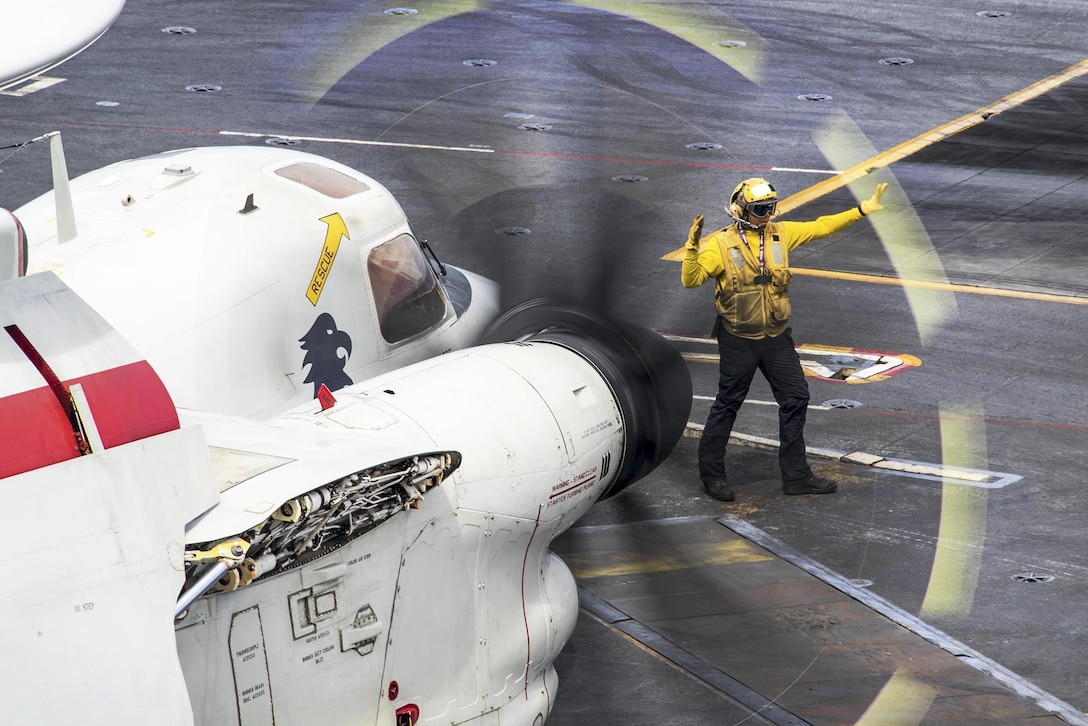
[0, 115, 221, 135]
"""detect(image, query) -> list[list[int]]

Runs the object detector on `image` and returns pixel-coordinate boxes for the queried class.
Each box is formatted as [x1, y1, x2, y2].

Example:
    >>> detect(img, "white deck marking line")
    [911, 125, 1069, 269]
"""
[1, 76, 65, 96]
[683, 422, 1020, 488]
[219, 130, 495, 154]
[693, 393, 833, 411]
[219, 131, 839, 170]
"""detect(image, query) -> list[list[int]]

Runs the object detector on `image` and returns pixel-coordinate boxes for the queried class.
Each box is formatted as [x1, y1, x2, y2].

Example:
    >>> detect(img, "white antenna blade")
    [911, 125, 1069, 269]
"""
[48, 131, 78, 243]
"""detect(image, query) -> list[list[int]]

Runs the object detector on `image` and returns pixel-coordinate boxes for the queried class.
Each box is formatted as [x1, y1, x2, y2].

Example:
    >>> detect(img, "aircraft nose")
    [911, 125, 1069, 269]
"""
[482, 300, 692, 499]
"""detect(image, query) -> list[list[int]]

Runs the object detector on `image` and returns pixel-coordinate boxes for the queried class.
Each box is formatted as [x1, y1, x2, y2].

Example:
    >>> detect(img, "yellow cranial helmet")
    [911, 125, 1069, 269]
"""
[728, 177, 778, 220]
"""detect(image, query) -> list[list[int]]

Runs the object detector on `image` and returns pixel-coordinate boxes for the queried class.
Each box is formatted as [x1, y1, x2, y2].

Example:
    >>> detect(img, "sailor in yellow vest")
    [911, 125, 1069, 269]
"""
[682, 177, 887, 502]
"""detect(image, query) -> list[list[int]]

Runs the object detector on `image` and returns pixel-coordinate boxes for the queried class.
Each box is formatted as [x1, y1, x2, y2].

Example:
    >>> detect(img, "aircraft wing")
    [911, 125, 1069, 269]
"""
[0, 273, 218, 725]
[0, 0, 126, 90]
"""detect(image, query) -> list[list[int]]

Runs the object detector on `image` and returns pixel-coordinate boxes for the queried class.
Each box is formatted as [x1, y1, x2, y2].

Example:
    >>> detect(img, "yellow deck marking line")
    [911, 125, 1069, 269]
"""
[777, 58, 1088, 215]
[791, 267, 1088, 305]
[563, 539, 773, 580]
[662, 57, 1088, 264]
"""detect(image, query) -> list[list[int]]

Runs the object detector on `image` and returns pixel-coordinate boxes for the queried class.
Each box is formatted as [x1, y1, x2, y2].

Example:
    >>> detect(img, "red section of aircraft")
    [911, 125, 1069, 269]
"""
[71, 360, 180, 447]
[0, 385, 80, 478]
[0, 276, 179, 480]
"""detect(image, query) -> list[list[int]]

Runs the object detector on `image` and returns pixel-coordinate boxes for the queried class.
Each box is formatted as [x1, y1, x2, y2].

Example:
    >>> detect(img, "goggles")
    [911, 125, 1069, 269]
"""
[747, 201, 777, 218]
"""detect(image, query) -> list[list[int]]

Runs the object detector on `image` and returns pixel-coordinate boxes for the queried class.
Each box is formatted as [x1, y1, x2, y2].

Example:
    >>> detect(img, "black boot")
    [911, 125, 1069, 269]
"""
[783, 476, 837, 496]
[704, 480, 735, 502]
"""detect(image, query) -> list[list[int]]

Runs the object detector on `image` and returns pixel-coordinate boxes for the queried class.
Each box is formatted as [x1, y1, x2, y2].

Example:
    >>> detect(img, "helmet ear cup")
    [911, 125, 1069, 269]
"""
[728, 181, 748, 219]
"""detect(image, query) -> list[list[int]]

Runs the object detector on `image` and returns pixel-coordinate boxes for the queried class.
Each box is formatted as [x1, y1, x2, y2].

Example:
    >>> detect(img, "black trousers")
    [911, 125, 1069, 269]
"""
[698, 322, 813, 486]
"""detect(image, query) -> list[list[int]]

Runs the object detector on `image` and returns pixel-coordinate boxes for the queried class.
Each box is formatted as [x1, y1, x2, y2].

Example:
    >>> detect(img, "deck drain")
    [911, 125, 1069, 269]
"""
[822, 399, 863, 409]
[851, 579, 873, 588]
[464, 59, 498, 67]
[977, 10, 1011, 18]
[686, 142, 722, 151]
[518, 123, 551, 131]
[495, 226, 531, 236]
[1012, 572, 1054, 584]
[265, 137, 300, 146]
[798, 93, 833, 102]
[384, 7, 418, 15]
[879, 57, 914, 66]
[185, 84, 222, 93]
[162, 26, 197, 35]
[713, 40, 747, 49]
[96, 101, 119, 107]
[611, 175, 648, 183]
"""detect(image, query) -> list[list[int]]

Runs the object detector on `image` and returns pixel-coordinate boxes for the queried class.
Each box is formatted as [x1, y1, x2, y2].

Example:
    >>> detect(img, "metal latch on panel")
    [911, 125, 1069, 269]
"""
[289, 583, 342, 640]
[341, 605, 383, 656]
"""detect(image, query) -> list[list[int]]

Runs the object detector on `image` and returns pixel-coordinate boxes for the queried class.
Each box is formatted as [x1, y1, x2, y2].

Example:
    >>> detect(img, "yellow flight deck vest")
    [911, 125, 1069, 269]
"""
[681, 208, 864, 340]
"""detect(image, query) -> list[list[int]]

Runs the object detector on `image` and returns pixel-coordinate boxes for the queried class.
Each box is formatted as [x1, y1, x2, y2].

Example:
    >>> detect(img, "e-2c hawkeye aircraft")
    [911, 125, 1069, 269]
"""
[0, 137, 691, 723]
[11, 135, 500, 418]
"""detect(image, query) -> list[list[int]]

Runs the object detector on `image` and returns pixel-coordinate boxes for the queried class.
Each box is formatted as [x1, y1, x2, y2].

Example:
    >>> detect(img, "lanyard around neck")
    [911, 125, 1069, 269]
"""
[738, 225, 767, 274]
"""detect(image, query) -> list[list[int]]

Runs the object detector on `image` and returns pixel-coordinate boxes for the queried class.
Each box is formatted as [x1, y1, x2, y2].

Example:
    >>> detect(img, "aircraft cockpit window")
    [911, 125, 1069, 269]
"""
[368, 234, 447, 343]
[274, 163, 370, 199]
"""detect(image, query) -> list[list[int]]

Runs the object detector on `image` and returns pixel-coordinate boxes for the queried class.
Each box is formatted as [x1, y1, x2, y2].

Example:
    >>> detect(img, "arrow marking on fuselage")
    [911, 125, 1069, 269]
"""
[306, 213, 349, 306]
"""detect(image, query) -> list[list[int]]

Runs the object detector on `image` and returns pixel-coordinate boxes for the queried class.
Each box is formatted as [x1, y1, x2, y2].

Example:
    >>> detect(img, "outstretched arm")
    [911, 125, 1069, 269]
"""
[681, 215, 711, 288]
[859, 182, 888, 216]
[781, 183, 890, 249]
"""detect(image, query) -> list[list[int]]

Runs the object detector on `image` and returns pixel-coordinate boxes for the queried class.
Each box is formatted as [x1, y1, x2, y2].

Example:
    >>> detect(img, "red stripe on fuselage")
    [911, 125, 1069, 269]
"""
[0, 386, 81, 479]
[72, 360, 179, 449]
[0, 360, 179, 480]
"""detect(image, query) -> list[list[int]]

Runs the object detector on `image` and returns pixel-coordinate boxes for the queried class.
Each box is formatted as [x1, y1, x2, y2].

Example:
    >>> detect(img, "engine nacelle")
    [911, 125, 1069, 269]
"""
[483, 300, 693, 499]
[174, 303, 691, 726]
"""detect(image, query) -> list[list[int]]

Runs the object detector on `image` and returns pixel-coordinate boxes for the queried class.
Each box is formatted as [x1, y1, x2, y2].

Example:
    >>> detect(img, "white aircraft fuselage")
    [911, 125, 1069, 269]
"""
[17, 145, 499, 419]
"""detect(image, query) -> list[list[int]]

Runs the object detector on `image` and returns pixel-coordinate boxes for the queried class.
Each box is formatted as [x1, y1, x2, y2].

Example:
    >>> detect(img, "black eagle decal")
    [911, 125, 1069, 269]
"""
[299, 312, 354, 397]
